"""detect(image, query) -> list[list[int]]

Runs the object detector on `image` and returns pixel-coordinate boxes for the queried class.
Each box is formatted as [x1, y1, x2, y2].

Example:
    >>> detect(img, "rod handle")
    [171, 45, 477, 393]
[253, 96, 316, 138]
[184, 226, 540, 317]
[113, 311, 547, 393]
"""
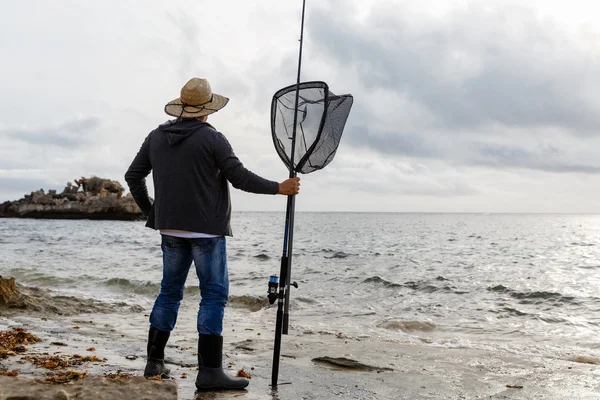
[283, 314, 289, 335]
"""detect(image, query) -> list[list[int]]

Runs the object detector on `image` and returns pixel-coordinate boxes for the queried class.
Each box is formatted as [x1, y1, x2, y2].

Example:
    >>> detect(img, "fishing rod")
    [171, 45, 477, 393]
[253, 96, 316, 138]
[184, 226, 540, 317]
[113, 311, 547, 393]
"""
[270, 0, 307, 388]
[266, 0, 353, 388]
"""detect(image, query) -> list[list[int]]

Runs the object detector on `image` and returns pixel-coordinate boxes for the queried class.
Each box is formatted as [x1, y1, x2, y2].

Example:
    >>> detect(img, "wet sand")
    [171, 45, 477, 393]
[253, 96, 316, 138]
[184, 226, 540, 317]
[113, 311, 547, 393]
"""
[1, 282, 600, 399]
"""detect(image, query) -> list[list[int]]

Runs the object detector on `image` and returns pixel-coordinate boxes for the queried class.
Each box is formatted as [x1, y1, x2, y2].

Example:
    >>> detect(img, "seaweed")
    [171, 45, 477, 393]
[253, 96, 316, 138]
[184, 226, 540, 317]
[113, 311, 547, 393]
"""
[42, 369, 88, 384]
[0, 328, 42, 359]
[236, 368, 251, 379]
[22, 354, 106, 370]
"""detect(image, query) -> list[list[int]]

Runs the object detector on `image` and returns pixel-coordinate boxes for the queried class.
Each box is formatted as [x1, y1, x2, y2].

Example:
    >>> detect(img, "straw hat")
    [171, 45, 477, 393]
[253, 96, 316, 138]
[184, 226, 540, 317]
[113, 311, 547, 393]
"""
[164, 78, 229, 118]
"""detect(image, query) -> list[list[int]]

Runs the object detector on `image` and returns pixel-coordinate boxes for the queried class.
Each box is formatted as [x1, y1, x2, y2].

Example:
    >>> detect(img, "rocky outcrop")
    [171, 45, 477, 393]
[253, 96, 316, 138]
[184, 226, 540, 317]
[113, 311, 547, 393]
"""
[0, 177, 145, 221]
[0, 276, 23, 308]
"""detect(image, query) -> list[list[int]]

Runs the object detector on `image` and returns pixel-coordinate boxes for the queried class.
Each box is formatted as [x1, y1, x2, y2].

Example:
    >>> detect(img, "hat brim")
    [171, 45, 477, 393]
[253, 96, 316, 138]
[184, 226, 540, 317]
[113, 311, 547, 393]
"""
[164, 93, 229, 118]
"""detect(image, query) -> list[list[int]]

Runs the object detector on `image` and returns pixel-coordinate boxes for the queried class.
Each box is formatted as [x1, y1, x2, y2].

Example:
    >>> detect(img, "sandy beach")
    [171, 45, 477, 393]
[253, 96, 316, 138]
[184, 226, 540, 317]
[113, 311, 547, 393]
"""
[1, 279, 600, 400]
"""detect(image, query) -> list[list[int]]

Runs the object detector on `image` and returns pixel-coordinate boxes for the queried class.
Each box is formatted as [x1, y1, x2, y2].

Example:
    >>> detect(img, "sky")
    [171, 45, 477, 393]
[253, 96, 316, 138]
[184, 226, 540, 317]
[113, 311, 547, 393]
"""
[1, 0, 600, 213]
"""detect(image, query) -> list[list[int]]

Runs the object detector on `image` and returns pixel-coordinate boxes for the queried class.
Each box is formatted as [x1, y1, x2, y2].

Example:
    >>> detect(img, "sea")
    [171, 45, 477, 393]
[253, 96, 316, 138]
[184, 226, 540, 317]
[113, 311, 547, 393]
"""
[2, 212, 600, 364]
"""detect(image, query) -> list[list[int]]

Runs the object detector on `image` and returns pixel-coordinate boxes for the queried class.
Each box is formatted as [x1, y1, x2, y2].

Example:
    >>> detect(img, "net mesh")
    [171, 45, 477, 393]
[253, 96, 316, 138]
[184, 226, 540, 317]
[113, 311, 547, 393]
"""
[271, 81, 353, 174]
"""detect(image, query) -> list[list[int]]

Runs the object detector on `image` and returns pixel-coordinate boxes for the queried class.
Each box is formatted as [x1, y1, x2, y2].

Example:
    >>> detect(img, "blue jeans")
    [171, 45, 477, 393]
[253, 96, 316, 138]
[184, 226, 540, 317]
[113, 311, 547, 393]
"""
[149, 235, 229, 335]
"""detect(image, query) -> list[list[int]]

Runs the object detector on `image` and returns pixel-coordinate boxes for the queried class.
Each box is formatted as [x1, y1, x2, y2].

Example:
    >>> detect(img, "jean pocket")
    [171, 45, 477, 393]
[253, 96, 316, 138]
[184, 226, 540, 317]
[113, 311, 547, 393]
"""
[191, 237, 221, 252]
[162, 235, 188, 248]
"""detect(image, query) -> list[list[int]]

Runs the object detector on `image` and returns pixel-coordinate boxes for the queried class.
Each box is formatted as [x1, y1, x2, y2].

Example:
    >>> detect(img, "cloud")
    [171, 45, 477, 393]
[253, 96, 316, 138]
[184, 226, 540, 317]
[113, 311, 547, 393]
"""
[310, 153, 480, 197]
[1, 0, 600, 211]
[165, 11, 203, 83]
[0, 176, 66, 202]
[472, 143, 600, 174]
[309, 2, 600, 134]
[346, 125, 440, 159]
[0, 116, 101, 148]
[301, 1, 600, 179]
[0, 177, 58, 194]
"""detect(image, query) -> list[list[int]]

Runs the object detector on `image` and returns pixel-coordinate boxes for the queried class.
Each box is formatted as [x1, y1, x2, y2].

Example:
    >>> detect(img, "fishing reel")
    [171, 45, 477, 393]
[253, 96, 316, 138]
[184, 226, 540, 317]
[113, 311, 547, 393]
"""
[267, 275, 279, 304]
[267, 275, 298, 305]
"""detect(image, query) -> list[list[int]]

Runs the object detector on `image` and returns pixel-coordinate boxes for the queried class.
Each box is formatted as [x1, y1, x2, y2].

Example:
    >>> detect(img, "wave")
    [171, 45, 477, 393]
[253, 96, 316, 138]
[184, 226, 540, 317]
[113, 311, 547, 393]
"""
[104, 278, 161, 295]
[404, 280, 467, 294]
[403, 281, 440, 293]
[103, 278, 197, 296]
[6, 270, 77, 286]
[320, 249, 360, 258]
[536, 316, 567, 323]
[228, 295, 269, 312]
[363, 276, 467, 294]
[501, 307, 529, 317]
[0, 279, 127, 317]
[253, 254, 271, 261]
[295, 297, 318, 304]
[377, 320, 436, 332]
[325, 251, 355, 259]
[578, 265, 600, 269]
[487, 285, 578, 305]
[102, 279, 270, 309]
[362, 276, 402, 288]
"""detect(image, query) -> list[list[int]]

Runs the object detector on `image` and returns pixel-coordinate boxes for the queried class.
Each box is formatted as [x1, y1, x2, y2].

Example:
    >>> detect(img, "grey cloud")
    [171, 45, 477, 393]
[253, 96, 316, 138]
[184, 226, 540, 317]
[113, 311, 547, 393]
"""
[472, 143, 600, 174]
[309, 3, 600, 135]
[346, 124, 440, 159]
[318, 166, 479, 197]
[353, 180, 478, 197]
[343, 119, 600, 175]
[0, 116, 101, 148]
[0, 159, 34, 170]
[164, 11, 256, 105]
[308, 2, 600, 176]
[475, 144, 533, 167]
[0, 178, 63, 201]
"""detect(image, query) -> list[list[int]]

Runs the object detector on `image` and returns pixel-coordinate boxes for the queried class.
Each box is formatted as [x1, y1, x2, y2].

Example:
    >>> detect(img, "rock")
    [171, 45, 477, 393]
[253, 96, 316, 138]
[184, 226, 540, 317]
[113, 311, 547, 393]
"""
[34, 195, 55, 206]
[0, 277, 25, 308]
[30, 190, 46, 204]
[311, 356, 393, 372]
[0, 177, 144, 221]
[234, 339, 256, 352]
[62, 182, 78, 194]
[0, 376, 178, 400]
[53, 390, 70, 400]
[78, 177, 124, 197]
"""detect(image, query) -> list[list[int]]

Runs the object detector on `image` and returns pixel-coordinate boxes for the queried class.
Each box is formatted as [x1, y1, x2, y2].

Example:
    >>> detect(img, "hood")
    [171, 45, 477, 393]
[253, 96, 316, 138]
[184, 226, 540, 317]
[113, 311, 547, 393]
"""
[160, 118, 211, 146]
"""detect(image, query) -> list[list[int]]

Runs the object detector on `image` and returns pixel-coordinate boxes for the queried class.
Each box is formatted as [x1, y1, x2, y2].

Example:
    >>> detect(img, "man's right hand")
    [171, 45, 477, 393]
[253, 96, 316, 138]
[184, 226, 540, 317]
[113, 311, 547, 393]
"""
[278, 177, 301, 195]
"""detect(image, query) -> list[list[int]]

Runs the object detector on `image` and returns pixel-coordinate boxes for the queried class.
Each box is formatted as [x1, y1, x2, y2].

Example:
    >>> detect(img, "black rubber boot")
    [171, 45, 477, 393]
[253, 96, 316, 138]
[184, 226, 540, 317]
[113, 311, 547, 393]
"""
[144, 326, 171, 378]
[195, 335, 249, 390]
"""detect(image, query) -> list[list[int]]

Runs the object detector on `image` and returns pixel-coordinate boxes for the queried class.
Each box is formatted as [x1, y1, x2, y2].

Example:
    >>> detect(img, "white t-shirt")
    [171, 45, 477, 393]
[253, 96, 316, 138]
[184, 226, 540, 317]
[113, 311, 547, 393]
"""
[159, 230, 221, 238]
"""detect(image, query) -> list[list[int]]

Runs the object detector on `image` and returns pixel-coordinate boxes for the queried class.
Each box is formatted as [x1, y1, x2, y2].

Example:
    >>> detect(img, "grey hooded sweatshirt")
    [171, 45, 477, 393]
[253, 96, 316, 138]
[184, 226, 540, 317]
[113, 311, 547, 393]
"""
[125, 118, 279, 236]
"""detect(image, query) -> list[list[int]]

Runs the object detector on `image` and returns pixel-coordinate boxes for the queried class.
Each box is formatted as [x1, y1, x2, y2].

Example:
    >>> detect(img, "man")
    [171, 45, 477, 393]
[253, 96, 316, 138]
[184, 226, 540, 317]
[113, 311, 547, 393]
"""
[125, 77, 300, 391]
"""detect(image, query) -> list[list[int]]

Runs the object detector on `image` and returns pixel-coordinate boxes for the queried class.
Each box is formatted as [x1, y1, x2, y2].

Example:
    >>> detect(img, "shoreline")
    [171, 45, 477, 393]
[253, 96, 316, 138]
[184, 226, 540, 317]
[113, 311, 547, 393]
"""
[1, 280, 600, 399]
